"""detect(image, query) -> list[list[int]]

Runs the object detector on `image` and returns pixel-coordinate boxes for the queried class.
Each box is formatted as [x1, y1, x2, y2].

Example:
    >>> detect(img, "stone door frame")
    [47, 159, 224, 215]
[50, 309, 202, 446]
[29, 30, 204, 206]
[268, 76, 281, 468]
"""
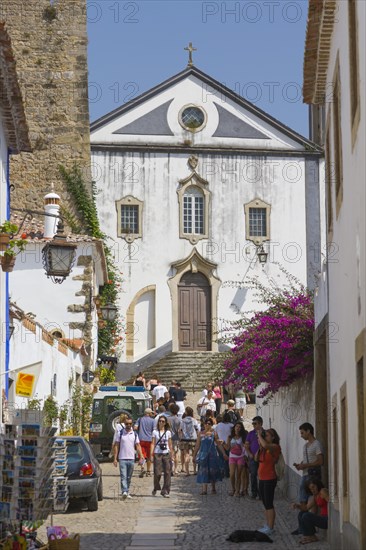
[168, 248, 220, 353]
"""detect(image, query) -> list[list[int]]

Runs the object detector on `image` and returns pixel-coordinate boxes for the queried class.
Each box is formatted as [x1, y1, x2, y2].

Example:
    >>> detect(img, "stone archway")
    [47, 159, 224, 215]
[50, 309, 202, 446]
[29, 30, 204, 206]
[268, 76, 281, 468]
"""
[126, 285, 156, 361]
[168, 248, 221, 352]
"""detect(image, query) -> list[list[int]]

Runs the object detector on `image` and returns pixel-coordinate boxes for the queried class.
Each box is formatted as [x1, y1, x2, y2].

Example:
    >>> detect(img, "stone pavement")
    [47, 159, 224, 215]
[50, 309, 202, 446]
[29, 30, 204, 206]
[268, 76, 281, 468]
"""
[38, 462, 330, 550]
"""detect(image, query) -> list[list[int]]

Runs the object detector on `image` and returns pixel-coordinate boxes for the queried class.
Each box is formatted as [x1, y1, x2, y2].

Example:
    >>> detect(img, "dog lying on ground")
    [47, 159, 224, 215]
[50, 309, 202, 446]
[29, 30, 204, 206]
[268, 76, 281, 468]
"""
[226, 530, 274, 543]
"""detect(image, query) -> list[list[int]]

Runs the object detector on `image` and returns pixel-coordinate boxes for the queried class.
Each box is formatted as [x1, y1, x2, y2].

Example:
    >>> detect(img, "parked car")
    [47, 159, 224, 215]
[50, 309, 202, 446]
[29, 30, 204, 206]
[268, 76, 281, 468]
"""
[62, 436, 103, 511]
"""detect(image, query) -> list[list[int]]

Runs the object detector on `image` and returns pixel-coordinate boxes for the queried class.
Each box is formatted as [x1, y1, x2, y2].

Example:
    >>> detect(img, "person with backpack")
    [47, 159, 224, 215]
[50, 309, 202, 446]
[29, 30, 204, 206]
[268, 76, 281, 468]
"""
[134, 408, 154, 477]
[179, 406, 200, 475]
[113, 418, 144, 500]
[167, 403, 182, 475]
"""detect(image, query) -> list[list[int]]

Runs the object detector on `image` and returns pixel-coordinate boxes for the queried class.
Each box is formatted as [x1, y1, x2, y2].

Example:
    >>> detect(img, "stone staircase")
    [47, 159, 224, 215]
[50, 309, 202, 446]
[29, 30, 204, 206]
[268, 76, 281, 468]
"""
[127, 352, 225, 391]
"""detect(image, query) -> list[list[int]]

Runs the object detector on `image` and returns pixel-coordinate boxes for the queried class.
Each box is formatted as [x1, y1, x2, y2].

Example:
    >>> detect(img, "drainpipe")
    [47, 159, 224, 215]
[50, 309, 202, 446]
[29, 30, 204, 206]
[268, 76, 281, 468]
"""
[5, 147, 11, 399]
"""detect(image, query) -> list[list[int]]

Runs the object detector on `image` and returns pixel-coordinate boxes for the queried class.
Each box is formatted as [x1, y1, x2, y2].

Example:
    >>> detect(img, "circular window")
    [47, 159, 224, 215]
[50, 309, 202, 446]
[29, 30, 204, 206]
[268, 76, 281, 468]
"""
[179, 105, 206, 132]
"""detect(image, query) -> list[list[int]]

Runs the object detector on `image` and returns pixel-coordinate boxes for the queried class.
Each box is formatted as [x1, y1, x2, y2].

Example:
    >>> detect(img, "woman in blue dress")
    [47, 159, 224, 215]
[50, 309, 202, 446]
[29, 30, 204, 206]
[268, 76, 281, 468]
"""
[193, 418, 227, 495]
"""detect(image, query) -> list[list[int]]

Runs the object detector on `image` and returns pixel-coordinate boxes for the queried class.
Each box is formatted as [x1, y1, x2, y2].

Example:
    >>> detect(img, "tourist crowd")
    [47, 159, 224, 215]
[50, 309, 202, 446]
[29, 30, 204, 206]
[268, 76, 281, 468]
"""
[112, 375, 328, 544]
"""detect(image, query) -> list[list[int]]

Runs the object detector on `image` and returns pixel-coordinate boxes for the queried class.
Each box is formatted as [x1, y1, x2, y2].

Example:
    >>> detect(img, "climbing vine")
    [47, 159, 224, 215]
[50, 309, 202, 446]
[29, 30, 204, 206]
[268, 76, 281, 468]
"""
[59, 165, 124, 358]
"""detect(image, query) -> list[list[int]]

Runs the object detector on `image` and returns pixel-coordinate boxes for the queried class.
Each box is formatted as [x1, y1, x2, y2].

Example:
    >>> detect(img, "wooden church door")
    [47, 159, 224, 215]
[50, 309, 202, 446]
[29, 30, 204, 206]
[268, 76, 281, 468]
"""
[178, 272, 211, 351]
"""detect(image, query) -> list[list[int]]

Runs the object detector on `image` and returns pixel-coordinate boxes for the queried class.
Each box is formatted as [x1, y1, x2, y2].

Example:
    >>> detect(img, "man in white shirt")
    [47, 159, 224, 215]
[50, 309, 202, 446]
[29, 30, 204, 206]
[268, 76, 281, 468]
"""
[113, 418, 143, 499]
[197, 390, 216, 419]
[152, 379, 168, 408]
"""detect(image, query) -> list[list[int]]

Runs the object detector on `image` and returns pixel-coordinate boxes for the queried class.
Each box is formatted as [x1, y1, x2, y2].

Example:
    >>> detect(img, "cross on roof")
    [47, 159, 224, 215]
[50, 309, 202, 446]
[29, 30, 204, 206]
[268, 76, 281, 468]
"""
[184, 42, 197, 67]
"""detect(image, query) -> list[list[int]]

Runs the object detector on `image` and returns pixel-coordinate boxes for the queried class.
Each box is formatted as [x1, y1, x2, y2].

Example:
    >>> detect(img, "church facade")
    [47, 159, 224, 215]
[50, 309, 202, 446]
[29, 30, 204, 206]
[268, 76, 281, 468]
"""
[91, 66, 323, 366]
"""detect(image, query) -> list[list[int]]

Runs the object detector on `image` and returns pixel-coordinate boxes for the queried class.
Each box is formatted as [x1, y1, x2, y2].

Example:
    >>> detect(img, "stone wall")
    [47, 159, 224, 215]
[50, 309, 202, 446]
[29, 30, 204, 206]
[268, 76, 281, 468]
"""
[1, 0, 91, 211]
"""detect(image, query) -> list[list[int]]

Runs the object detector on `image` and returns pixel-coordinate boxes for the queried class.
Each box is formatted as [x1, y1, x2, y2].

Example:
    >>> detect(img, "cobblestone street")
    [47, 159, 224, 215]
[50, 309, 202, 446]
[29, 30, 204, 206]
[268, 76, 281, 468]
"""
[38, 461, 330, 550]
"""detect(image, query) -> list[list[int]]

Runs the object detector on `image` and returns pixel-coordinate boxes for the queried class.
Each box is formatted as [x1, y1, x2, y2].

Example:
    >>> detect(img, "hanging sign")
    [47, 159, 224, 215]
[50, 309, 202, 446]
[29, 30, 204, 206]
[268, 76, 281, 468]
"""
[15, 372, 36, 397]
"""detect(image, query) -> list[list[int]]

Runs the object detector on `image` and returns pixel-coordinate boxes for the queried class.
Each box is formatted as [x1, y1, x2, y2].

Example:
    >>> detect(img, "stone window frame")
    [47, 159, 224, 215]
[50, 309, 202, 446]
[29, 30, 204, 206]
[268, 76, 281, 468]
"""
[177, 175, 210, 245]
[348, 0, 360, 148]
[116, 195, 143, 243]
[178, 103, 207, 133]
[244, 198, 271, 245]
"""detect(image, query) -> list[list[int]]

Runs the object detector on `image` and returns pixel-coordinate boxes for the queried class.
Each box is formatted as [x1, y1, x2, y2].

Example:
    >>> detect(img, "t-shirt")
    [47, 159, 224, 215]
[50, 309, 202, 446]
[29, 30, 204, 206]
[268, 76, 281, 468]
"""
[152, 429, 171, 454]
[258, 445, 281, 481]
[172, 388, 187, 402]
[180, 417, 199, 440]
[114, 428, 140, 460]
[235, 388, 246, 398]
[152, 385, 168, 400]
[169, 415, 182, 441]
[215, 422, 233, 443]
[197, 397, 216, 416]
[302, 439, 323, 476]
[135, 415, 154, 442]
[246, 429, 261, 455]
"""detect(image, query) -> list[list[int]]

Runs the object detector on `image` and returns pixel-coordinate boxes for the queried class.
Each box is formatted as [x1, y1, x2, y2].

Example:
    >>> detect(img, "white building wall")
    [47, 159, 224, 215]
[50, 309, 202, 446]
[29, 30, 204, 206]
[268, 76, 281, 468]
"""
[315, 0, 366, 542]
[95, 150, 312, 361]
[8, 318, 83, 415]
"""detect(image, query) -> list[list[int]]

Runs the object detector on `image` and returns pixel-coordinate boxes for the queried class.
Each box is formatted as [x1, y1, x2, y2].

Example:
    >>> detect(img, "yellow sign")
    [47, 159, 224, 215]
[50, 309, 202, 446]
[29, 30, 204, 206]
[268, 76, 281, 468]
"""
[15, 372, 36, 397]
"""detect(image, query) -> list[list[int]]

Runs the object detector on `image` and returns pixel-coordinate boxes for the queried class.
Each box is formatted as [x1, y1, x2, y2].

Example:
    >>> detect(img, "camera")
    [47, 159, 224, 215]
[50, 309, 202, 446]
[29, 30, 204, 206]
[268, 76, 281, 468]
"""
[159, 442, 167, 451]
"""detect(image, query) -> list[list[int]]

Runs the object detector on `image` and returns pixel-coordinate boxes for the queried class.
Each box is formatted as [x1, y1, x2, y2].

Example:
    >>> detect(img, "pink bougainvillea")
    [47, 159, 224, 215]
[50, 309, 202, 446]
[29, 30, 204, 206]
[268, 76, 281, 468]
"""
[223, 274, 314, 403]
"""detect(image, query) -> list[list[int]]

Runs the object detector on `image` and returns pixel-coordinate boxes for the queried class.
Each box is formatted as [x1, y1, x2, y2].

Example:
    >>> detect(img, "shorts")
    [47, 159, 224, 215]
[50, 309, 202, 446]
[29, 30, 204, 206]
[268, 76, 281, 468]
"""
[235, 397, 246, 409]
[229, 456, 246, 466]
[179, 440, 196, 452]
[172, 439, 180, 452]
[140, 440, 151, 459]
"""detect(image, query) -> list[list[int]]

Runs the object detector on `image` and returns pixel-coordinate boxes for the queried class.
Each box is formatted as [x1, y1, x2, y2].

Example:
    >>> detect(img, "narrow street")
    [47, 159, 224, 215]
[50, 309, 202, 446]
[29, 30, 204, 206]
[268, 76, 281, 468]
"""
[38, 462, 330, 549]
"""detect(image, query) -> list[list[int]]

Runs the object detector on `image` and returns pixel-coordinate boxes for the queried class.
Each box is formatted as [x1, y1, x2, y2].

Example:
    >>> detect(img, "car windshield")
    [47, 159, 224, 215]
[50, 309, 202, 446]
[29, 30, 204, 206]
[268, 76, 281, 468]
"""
[105, 397, 133, 415]
[66, 441, 84, 463]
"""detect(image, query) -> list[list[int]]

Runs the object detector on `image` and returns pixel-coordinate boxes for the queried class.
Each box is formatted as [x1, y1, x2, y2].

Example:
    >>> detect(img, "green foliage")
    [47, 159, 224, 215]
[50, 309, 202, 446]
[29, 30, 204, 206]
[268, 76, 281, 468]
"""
[59, 165, 104, 239]
[27, 397, 42, 410]
[70, 384, 93, 436]
[59, 403, 69, 434]
[3, 238, 27, 258]
[0, 221, 18, 234]
[59, 164, 124, 358]
[43, 395, 59, 427]
[43, 5, 57, 22]
[97, 366, 116, 385]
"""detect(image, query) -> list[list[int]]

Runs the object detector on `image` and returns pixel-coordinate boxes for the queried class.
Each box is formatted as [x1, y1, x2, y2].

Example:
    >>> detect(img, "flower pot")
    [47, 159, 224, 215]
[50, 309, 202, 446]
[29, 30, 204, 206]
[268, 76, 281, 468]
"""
[1, 255, 16, 272]
[0, 233, 10, 251]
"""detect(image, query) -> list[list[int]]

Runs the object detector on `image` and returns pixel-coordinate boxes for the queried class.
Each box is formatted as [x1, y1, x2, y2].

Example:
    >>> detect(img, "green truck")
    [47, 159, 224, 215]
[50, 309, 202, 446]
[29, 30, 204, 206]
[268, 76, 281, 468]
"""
[89, 385, 152, 459]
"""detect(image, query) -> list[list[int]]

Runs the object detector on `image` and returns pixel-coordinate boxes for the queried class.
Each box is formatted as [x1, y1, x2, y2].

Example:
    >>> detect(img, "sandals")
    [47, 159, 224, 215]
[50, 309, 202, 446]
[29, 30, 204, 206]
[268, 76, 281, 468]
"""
[229, 490, 235, 496]
[200, 490, 207, 495]
[211, 489, 217, 494]
[299, 536, 319, 545]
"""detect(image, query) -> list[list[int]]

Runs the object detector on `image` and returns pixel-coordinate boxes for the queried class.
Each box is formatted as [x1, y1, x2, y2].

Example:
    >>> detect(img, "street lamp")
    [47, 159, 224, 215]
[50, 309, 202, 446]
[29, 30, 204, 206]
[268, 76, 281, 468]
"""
[257, 244, 268, 264]
[42, 218, 77, 284]
[11, 207, 77, 284]
[100, 302, 118, 322]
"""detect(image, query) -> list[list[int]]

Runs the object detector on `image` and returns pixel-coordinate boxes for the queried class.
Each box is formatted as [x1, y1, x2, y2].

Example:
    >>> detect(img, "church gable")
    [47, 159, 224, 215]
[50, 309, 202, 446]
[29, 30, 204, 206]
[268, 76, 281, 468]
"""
[91, 67, 319, 153]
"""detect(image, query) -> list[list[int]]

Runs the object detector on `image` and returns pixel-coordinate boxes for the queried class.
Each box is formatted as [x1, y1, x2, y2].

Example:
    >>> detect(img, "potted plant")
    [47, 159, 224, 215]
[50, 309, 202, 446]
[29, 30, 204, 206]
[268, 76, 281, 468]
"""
[1, 237, 27, 272]
[0, 221, 18, 251]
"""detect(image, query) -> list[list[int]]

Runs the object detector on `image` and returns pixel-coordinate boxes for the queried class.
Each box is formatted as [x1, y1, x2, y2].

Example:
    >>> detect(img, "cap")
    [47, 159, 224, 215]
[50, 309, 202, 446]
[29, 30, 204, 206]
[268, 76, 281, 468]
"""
[227, 399, 235, 406]
[144, 407, 153, 414]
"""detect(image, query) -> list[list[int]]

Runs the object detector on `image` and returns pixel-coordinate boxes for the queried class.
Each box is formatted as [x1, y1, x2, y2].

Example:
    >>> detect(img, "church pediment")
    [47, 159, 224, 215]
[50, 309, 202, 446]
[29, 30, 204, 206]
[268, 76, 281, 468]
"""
[91, 66, 321, 153]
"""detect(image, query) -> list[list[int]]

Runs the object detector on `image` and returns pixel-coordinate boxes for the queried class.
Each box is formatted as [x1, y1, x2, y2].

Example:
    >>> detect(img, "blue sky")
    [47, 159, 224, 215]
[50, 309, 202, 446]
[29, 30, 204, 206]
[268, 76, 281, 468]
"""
[87, 0, 309, 137]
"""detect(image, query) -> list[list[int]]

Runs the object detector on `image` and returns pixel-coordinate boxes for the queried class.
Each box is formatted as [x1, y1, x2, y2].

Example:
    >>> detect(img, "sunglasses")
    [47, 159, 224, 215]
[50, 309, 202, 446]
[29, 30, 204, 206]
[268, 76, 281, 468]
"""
[158, 419, 166, 423]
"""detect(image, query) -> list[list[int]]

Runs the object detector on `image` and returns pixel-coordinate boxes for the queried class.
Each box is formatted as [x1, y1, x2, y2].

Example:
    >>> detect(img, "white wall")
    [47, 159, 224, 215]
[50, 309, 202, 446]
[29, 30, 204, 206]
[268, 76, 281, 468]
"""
[7, 317, 83, 415]
[0, 109, 9, 414]
[94, 149, 313, 361]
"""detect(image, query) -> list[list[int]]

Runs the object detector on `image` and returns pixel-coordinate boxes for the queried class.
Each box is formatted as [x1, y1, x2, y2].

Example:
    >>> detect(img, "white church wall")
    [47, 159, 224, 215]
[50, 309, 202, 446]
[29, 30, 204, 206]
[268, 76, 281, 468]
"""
[95, 147, 314, 361]
[0, 116, 8, 401]
[134, 289, 155, 356]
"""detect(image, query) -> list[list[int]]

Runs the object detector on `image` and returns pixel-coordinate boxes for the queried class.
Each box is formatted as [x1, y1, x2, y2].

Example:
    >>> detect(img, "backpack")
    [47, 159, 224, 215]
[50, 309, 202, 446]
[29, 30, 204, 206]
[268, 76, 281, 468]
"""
[181, 417, 198, 440]
[169, 416, 181, 441]
[275, 452, 286, 481]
